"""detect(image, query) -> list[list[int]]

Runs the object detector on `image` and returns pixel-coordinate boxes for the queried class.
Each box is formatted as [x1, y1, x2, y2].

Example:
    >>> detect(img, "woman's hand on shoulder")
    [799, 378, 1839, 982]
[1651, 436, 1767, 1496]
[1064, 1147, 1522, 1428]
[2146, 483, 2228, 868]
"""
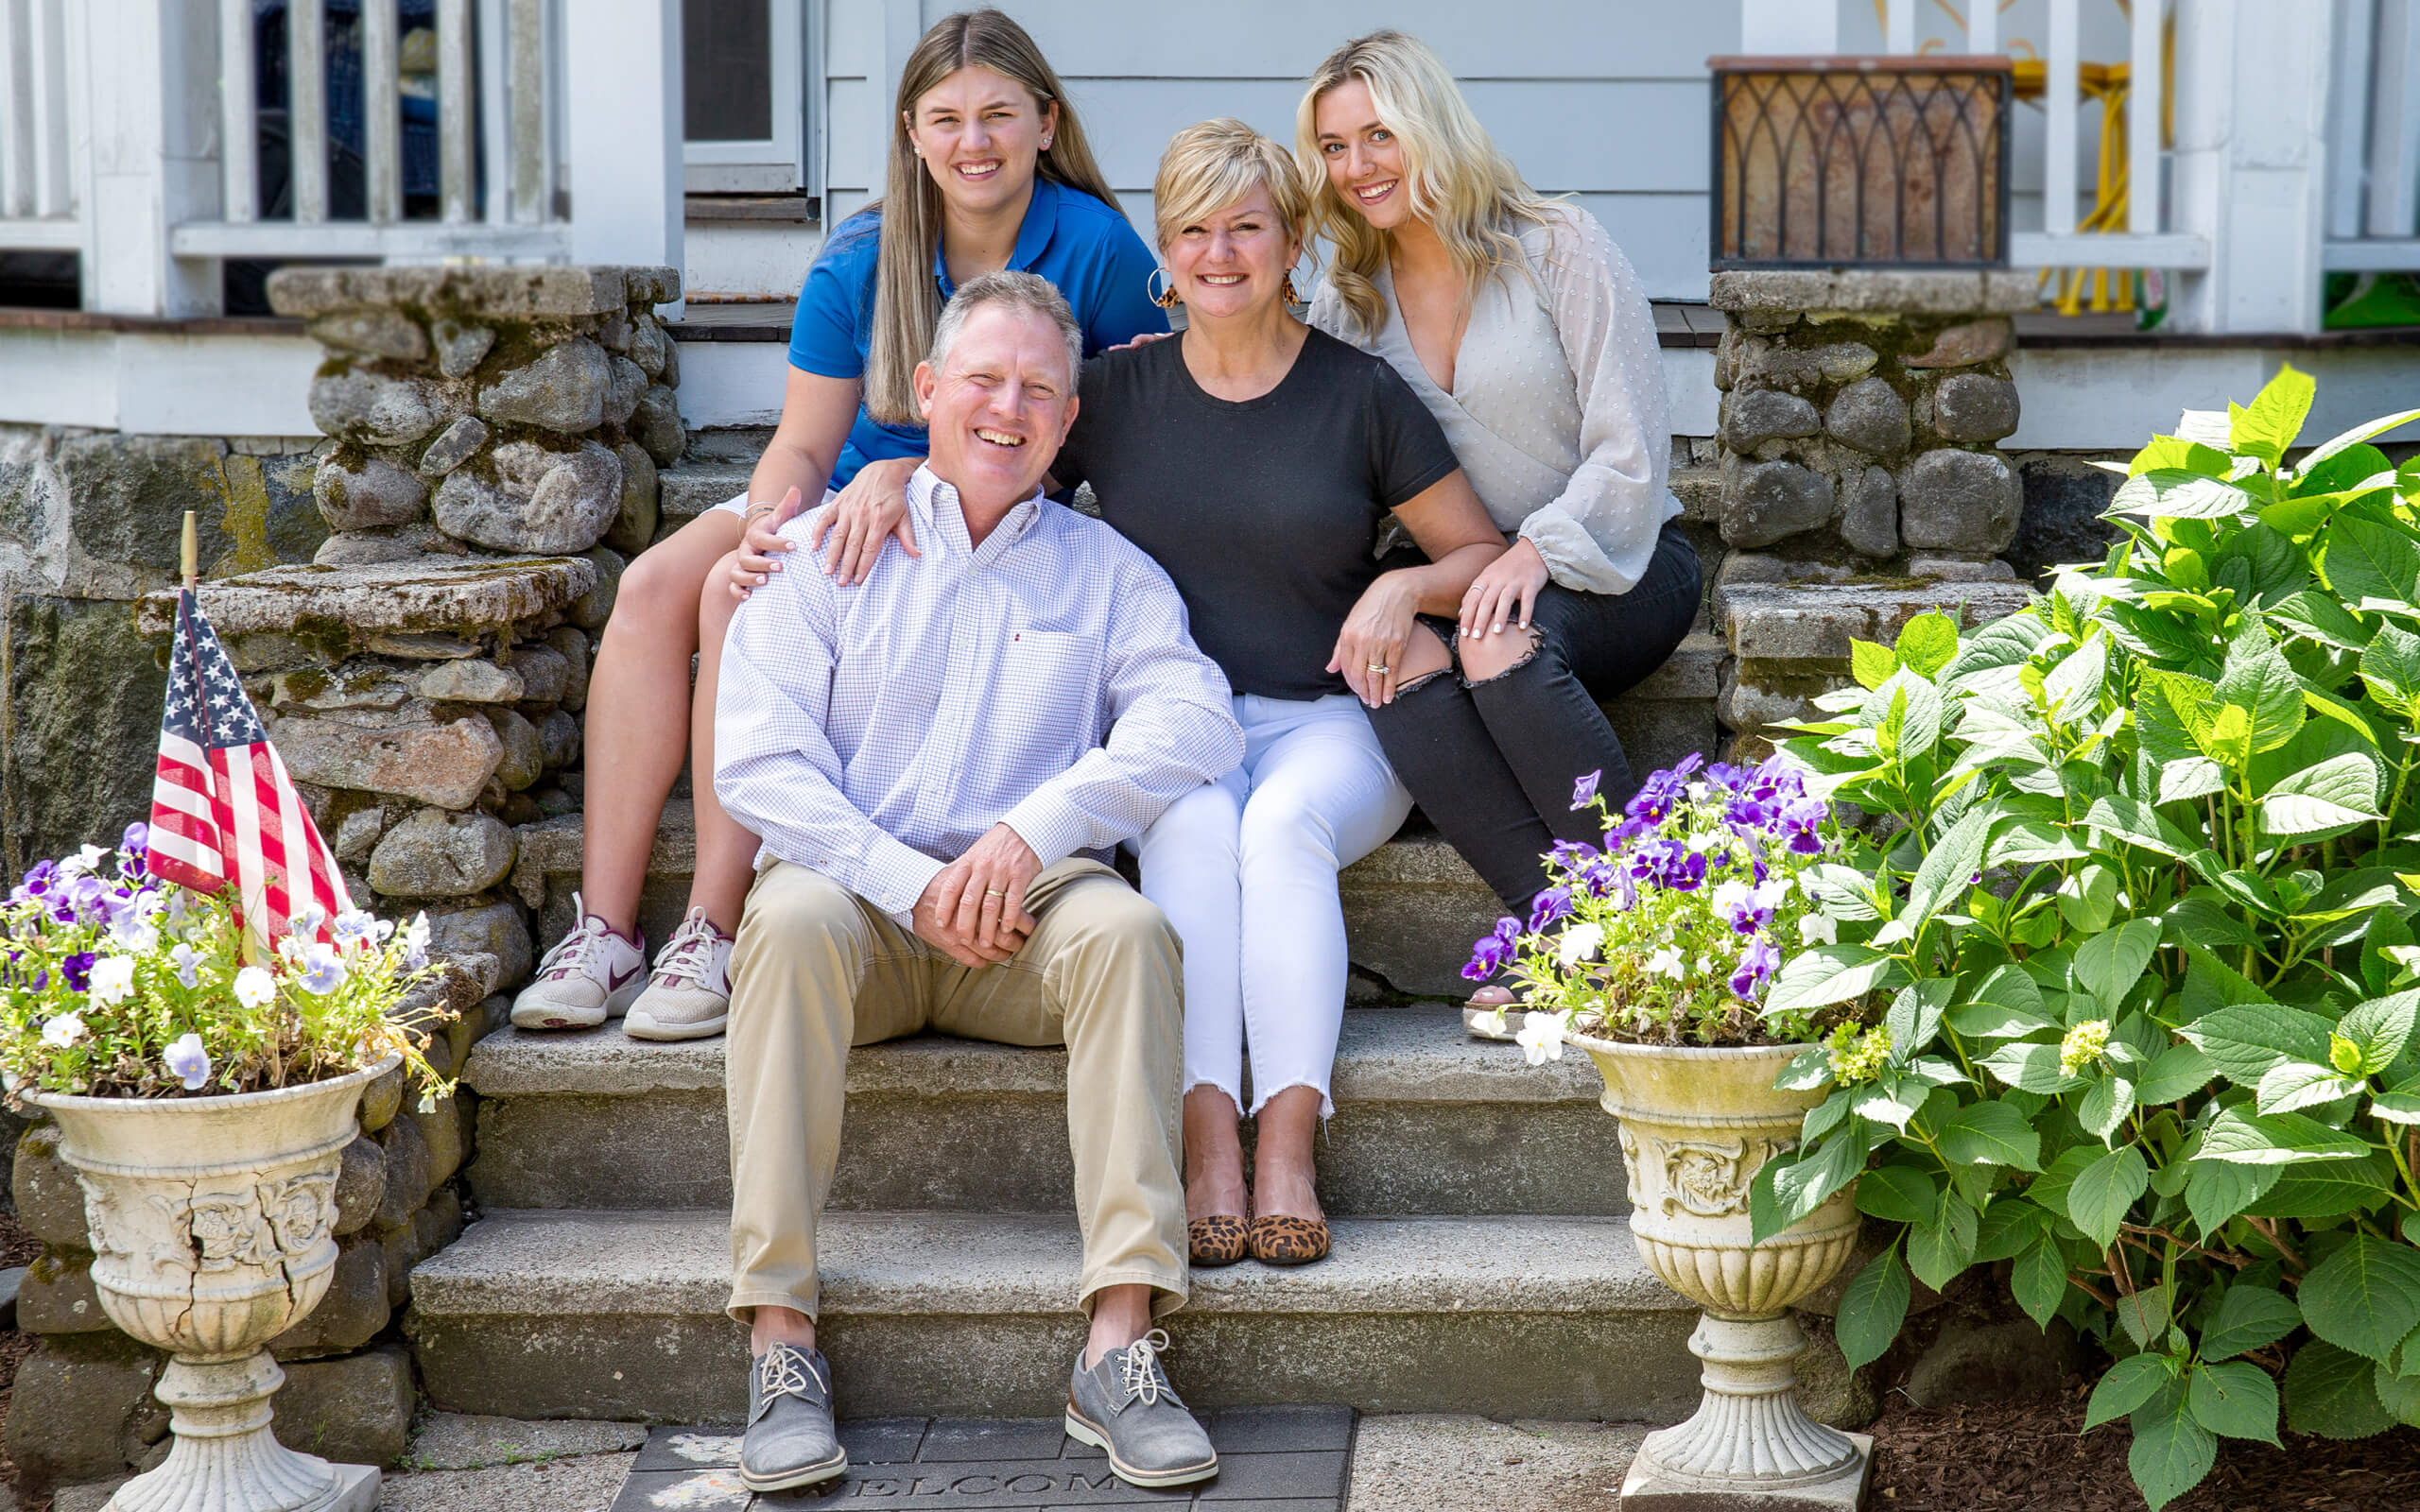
[1103, 330, 1175, 353]
[806, 455, 922, 586]
[727, 488, 805, 601]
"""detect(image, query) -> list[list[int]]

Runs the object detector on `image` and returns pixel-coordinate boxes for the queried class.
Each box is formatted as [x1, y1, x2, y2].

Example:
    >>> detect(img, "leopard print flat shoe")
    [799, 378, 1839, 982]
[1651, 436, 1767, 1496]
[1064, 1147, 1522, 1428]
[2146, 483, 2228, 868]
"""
[1188, 1214, 1249, 1267]
[1248, 1213, 1331, 1266]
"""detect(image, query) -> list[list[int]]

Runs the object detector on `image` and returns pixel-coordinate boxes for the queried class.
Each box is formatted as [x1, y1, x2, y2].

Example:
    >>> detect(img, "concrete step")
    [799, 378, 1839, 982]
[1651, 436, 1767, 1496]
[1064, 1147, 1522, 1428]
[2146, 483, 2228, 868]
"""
[406, 1208, 1700, 1422]
[460, 1006, 1626, 1217]
[657, 462, 752, 535]
[511, 805, 1508, 998]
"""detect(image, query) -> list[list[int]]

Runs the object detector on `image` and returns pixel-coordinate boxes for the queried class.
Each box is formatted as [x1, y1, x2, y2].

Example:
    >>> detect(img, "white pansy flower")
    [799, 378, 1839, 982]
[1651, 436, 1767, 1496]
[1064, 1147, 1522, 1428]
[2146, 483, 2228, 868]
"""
[90, 955, 136, 1005]
[1557, 922, 1606, 967]
[1799, 914, 1838, 945]
[171, 942, 203, 989]
[1710, 880, 1752, 915]
[233, 966, 276, 1009]
[1514, 1011, 1566, 1066]
[164, 1033, 211, 1091]
[111, 912, 159, 952]
[1686, 782, 1710, 803]
[1751, 878, 1790, 912]
[41, 1011, 87, 1048]
[1647, 946, 1686, 979]
[1476, 1008, 1510, 1038]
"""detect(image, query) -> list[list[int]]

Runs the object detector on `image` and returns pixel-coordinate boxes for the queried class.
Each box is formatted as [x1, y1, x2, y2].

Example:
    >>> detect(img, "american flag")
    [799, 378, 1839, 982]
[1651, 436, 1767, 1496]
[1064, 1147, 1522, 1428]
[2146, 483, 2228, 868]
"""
[147, 588, 351, 949]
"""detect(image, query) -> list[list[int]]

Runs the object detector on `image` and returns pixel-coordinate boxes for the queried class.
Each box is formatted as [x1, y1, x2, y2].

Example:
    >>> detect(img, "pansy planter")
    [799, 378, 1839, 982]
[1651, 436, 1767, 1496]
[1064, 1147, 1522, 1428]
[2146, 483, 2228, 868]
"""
[1569, 1035, 1872, 1511]
[26, 1053, 399, 1512]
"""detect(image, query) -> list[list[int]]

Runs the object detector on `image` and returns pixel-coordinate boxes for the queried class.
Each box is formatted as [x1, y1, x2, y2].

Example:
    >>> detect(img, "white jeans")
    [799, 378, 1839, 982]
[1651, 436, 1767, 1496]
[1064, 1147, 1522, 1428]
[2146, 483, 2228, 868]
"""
[1133, 692, 1412, 1118]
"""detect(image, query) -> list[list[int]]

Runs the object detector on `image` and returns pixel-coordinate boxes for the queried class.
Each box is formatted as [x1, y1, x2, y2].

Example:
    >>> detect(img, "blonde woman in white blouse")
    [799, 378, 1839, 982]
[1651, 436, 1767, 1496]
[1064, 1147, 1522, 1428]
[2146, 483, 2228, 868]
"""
[1301, 31, 1703, 1027]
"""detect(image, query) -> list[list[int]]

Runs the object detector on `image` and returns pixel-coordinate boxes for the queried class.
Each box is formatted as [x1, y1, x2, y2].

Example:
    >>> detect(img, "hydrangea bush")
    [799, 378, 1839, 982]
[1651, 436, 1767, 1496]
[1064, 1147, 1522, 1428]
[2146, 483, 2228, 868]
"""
[1, 824, 451, 1101]
[1757, 369, 2420, 1510]
[1463, 754, 1863, 1057]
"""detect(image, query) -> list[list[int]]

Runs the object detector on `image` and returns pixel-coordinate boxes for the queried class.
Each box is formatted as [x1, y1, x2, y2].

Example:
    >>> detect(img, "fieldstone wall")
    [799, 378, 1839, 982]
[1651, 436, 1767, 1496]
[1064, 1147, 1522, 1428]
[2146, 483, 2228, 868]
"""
[1, 431, 330, 872]
[1707, 270, 2043, 747]
[8, 957, 500, 1492]
[7, 263, 684, 1494]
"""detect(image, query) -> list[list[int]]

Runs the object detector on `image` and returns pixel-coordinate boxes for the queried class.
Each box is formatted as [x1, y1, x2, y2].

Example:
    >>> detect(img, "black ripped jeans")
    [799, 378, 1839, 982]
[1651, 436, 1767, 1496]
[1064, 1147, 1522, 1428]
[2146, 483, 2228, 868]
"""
[1371, 522, 1703, 912]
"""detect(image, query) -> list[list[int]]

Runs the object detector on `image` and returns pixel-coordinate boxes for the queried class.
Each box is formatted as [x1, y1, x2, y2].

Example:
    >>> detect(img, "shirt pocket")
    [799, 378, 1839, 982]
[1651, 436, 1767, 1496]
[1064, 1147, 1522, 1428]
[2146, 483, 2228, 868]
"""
[999, 628, 1102, 764]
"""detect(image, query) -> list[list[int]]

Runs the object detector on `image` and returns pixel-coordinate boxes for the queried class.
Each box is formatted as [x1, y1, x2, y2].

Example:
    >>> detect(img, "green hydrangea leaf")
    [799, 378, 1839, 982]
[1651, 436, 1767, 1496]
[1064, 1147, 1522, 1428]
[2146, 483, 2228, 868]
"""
[1834, 1244, 1911, 1372]
[2286, 1339, 2395, 1437]
[2012, 1234, 2069, 1329]
[2199, 1285, 2303, 1362]
[2084, 1352, 2173, 1431]
[1937, 1099, 2043, 1172]
[2299, 1236, 2420, 1363]
[2187, 1358, 2282, 1445]
[2127, 1379, 2219, 1511]
[2195, 1107, 2373, 1165]
[2067, 1143, 2151, 1249]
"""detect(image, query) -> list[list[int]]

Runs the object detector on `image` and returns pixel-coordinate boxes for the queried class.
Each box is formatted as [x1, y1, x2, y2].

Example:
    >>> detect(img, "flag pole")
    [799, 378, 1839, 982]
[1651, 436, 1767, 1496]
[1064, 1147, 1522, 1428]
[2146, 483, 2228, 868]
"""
[181, 510, 198, 590]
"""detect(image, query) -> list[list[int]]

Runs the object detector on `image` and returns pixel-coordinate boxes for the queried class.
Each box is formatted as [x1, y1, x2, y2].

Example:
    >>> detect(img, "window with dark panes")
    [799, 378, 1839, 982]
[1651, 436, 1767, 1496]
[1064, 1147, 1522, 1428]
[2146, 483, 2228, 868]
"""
[684, 0, 772, 142]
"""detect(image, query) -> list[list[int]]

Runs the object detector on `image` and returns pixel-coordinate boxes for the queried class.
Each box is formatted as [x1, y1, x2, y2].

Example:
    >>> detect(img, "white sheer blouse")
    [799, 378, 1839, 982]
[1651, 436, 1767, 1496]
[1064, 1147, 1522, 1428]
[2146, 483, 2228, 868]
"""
[1308, 205, 1680, 595]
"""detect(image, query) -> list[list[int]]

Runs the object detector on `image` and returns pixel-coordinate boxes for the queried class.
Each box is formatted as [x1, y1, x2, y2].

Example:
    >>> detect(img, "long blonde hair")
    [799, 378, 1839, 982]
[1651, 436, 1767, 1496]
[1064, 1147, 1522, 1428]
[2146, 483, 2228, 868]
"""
[864, 9, 1121, 427]
[1296, 30, 1560, 338]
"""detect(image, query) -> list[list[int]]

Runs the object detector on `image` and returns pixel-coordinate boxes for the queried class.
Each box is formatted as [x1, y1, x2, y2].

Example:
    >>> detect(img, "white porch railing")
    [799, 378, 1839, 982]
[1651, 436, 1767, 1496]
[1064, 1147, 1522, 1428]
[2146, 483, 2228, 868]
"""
[172, 0, 568, 262]
[1747, 1, 2342, 333]
[2, 0, 680, 317]
[0, 0, 80, 251]
[2325, 0, 2420, 269]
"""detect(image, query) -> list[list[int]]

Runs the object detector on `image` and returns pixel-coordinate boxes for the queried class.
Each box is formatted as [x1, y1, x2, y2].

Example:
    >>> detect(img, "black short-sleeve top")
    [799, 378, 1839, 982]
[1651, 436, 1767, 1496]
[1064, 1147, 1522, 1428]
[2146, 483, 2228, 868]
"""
[1049, 327, 1461, 701]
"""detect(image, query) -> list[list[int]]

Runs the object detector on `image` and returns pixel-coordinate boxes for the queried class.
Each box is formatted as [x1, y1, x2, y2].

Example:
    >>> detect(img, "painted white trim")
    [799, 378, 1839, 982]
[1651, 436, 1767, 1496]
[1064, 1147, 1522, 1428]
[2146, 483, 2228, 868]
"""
[2325, 237, 2420, 267]
[0, 325, 318, 435]
[2007, 344, 2420, 450]
[0, 215, 79, 249]
[169, 220, 572, 259]
[2011, 232, 2213, 268]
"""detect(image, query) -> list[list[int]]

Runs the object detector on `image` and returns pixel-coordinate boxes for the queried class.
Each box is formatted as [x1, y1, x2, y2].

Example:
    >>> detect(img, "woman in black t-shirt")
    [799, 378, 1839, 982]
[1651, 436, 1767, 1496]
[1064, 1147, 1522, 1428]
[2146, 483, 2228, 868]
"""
[777, 121, 1504, 1269]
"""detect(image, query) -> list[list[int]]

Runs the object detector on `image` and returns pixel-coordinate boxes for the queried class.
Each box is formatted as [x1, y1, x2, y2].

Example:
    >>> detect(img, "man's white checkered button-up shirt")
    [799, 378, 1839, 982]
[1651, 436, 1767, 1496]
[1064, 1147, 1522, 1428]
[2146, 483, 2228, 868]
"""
[715, 464, 1244, 919]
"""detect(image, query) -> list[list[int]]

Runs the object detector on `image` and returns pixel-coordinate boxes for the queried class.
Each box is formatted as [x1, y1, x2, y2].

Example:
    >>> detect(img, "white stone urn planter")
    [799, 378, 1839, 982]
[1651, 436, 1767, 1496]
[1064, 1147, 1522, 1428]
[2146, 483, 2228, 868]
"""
[1568, 1034, 1872, 1511]
[25, 1054, 400, 1512]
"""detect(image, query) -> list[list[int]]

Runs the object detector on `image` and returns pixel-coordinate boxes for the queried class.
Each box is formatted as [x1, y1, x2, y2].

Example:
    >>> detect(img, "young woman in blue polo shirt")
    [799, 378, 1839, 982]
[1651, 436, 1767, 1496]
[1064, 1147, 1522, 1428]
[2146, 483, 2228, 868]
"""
[512, 9, 1165, 1040]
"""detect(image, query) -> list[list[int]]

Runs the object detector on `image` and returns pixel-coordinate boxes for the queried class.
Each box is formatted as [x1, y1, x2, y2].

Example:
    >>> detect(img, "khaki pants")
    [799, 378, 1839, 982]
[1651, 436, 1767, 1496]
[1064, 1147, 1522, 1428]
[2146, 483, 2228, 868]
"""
[724, 857, 1188, 1323]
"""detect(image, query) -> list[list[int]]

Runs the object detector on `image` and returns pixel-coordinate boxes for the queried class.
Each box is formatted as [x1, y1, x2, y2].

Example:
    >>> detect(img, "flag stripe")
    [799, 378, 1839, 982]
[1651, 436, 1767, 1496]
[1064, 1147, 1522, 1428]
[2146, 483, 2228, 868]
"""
[149, 586, 353, 949]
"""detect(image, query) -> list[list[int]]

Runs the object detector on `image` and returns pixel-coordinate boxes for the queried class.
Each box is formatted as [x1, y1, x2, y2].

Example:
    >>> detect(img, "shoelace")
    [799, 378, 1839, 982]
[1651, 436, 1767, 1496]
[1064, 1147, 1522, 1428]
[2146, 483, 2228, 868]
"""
[535, 894, 620, 982]
[1115, 1330, 1181, 1409]
[651, 908, 729, 990]
[751, 1343, 827, 1424]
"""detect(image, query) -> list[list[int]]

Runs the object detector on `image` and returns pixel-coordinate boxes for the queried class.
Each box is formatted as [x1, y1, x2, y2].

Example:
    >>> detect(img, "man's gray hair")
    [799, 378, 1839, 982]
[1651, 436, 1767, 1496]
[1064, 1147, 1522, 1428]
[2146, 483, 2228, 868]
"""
[927, 269, 1083, 390]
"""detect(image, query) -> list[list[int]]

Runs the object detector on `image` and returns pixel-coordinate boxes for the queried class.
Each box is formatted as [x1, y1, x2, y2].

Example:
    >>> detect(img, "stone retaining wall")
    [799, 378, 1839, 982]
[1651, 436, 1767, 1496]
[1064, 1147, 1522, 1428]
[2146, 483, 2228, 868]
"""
[1705, 270, 2045, 747]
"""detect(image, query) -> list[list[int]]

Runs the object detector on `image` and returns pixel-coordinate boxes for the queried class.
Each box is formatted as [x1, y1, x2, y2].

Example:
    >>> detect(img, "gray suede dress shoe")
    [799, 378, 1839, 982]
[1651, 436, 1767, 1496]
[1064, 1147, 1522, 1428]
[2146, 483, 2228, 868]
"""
[740, 1342, 847, 1492]
[1063, 1330, 1219, 1488]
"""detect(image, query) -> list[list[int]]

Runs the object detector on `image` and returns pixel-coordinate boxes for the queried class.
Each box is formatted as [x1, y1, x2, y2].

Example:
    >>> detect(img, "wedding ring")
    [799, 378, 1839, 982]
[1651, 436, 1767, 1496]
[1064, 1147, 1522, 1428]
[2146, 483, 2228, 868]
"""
[984, 888, 1007, 898]
[1367, 662, 1390, 675]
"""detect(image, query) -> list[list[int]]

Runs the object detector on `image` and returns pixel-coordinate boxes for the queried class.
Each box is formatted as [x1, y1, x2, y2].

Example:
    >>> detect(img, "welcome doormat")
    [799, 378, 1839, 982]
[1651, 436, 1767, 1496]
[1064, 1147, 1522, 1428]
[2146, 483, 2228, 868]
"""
[610, 1405, 1355, 1509]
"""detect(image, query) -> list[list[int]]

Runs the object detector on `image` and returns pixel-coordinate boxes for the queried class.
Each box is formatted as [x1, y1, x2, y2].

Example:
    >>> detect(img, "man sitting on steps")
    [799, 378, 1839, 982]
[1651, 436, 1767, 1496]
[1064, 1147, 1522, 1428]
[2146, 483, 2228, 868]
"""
[711, 269, 1244, 1495]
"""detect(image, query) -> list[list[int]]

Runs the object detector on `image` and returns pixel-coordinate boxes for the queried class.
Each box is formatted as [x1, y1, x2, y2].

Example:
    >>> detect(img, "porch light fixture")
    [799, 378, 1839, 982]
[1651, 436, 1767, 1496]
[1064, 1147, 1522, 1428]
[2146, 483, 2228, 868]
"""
[1711, 56, 2013, 268]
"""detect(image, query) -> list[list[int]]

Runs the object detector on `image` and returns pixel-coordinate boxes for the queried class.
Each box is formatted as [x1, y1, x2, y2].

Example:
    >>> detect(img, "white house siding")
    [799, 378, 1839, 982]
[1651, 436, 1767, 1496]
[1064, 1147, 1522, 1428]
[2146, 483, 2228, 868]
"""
[812, 0, 1738, 302]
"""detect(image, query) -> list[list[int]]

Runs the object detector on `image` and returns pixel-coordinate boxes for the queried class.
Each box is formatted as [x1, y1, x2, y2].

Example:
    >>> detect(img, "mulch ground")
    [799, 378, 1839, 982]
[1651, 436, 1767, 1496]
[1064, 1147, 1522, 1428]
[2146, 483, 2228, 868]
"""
[1867, 1376, 2420, 1510]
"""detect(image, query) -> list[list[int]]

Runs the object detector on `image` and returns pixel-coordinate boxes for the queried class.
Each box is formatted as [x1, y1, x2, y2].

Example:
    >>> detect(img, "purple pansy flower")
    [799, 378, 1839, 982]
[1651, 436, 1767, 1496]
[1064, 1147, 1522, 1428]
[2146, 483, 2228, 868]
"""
[1462, 916, 1522, 982]
[1529, 886, 1575, 931]
[60, 951, 95, 993]
[1777, 796, 1827, 855]
[1729, 936, 1781, 1001]
[1571, 770, 1602, 810]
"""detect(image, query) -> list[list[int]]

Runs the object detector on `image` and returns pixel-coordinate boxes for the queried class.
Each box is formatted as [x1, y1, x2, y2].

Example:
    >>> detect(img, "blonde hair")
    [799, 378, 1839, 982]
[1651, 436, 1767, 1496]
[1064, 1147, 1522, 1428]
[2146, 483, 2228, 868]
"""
[1296, 29, 1560, 337]
[928, 271, 1082, 390]
[1150, 118, 1313, 254]
[864, 9, 1122, 427]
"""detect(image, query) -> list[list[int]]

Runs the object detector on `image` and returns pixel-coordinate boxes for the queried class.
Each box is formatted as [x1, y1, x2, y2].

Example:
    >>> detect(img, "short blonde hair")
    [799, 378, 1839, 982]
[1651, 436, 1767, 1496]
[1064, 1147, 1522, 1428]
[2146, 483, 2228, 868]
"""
[1151, 118, 1313, 253]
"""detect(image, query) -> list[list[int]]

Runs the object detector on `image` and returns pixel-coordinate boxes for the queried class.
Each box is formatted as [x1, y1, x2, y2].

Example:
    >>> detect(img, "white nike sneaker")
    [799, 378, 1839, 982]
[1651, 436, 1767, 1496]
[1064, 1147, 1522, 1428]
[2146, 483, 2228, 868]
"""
[623, 906, 734, 1041]
[510, 895, 647, 1030]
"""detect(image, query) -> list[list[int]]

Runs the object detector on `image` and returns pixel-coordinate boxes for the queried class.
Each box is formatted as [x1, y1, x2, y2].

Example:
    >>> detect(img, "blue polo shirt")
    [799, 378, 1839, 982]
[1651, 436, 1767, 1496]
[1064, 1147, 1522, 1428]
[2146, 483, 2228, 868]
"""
[788, 178, 1168, 488]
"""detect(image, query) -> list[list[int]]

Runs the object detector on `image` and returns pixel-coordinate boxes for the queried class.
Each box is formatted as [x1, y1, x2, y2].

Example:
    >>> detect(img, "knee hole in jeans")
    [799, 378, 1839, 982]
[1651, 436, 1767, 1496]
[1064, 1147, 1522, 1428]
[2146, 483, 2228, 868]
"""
[1458, 622, 1545, 686]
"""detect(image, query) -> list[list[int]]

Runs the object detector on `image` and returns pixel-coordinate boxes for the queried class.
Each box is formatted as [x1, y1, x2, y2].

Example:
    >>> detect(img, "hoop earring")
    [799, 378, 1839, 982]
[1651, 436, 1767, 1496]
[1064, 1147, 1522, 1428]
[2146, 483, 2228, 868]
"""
[1147, 267, 1180, 310]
